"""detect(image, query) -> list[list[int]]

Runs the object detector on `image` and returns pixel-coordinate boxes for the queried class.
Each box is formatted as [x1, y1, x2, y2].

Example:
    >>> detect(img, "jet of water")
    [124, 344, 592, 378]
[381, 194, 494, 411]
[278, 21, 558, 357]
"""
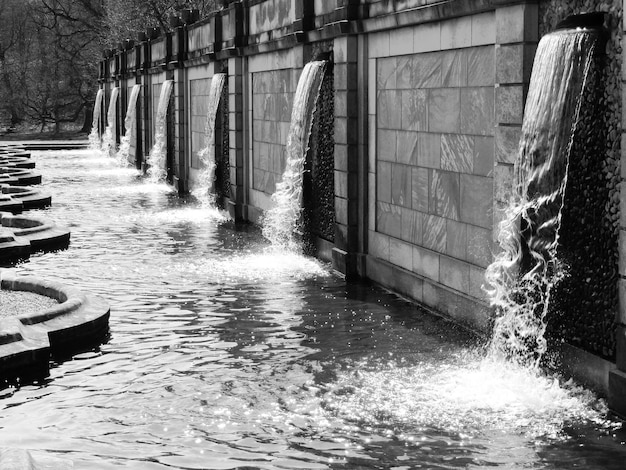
[117, 85, 142, 166]
[101, 87, 120, 158]
[261, 61, 327, 251]
[88, 89, 104, 151]
[147, 80, 174, 183]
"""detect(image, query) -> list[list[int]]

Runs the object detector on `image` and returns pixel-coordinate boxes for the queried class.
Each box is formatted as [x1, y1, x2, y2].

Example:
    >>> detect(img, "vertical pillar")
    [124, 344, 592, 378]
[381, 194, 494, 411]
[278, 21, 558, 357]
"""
[332, 35, 360, 278]
[493, 3, 538, 247]
[228, 56, 246, 221]
[609, 0, 626, 417]
[174, 66, 187, 193]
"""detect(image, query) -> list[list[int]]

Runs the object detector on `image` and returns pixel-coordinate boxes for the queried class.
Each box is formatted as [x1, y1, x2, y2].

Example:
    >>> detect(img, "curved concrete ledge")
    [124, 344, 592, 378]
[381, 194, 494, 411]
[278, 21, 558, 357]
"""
[0, 168, 42, 186]
[1, 185, 51, 211]
[0, 273, 110, 383]
[0, 212, 70, 253]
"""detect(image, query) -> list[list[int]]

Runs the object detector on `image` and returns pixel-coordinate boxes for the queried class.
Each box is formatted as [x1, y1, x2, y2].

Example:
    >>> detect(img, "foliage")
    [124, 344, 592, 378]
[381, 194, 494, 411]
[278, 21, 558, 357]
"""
[0, 0, 218, 133]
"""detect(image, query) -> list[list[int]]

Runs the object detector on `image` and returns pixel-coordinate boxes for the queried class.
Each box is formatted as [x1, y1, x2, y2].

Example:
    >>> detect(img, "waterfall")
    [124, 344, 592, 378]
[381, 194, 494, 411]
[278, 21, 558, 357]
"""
[485, 28, 599, 368]
[117, 85, 142, 166]
[102, 87, 120, 158]
[261, 61, 327, 250]
[147, 80, 174, 183]
[88, 89, 104, 150]
[192, 73, 227, 205]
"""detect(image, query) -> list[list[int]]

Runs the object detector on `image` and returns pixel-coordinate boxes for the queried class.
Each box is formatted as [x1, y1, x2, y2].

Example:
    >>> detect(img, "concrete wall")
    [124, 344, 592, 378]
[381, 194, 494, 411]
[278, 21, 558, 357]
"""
[98, 0, 625, 408]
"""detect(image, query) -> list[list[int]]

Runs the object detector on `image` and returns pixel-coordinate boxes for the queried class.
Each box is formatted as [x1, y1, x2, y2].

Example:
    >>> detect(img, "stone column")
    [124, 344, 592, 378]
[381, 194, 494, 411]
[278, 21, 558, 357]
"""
[609, 0, 626, 417]
[493, 3, 537, 246]
[332, 35, 360, 278]
[228, 56, 246, 221]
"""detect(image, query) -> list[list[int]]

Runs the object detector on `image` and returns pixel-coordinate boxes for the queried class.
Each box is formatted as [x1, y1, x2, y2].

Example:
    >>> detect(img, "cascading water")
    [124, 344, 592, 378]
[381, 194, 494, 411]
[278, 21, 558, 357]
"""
[485, 25, 600, 368]
[101, 87, 120, 158]
[261, 61, 326, 251]
[117, 84, 142, 166]
[192, 73, 227, 205]
[88, 89, 104, 150]
[147, 80, 174, 183]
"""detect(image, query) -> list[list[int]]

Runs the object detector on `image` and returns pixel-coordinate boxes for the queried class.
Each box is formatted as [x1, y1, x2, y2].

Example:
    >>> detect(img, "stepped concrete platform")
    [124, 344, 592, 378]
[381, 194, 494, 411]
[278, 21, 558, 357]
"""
[0, 185, 51, 214]
[0, 273, 110, 383]
[0, 212, 70, 262]
[0, 168, 41, 186]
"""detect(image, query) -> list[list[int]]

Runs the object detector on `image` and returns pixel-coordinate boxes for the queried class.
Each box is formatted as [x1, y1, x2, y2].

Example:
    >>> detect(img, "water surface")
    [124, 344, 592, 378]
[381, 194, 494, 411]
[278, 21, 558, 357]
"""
[0, 150, 624, 469]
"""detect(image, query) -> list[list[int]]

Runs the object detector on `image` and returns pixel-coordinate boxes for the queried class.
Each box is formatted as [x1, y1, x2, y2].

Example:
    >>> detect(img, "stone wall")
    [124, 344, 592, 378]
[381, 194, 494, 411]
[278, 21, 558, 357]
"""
[99, 0, 626, 408]
[251, 68, 296, 194]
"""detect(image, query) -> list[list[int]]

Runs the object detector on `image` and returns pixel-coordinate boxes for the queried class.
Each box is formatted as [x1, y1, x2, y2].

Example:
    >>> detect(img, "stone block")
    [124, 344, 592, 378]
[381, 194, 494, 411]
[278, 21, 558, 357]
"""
[377, 162, 392, 203]
[369, 230, 390, 261]
[377, 201, 403, 239]
[609, 368, 626, 418]
[618, 277, 626, 324]
[495, 125, 520, 164]
[440, 255, 470, 294]
[428, 88, 460, 133]
[334, 35, 357, 63]
[461, 87, 495, 136]
[621, 184, 626, 228]
[471, 11, 496, 46]
[389, 27, 415, 56]
[617, 325, 626, 371]
[390, 237, 414, 271]
[460, 174, 493, 229]
[397, 131, 419, 165]
[368, 60, 376, 114]
[467, 225, 492, 268]
[467, 46, 495, 87]
[496, 85, 524, 124]
[378, 90, 402, 129]
[377, 57, 397, 90]
[441, 16, 472, 50]
[392, 163, 412, 207]
[496, 3, 538, 44]
[469, 265, 487, 300]
[621, 231, 626, 276]
[430, 170, 460, 220]
[414, 53, 442, 88]
[414, 22, 441, 53]
[377, 129, 397, 162]
[417, 132, 441, 168]
[442, 50, 468, 87]
[369, 30, 390, 58]
[473, 136, 494, 176]
[411, 167, 430, 212]
[335, 196, 348, 225]
[413, 245, 440, 281]
[402, 208, 423, 245]
[441, 134, 473, 173]
[401, 89, 428, 132]
[496, 44, 524, 84]
[397, 56, 414, 89]
[335, 63, 348, 91]
[446, 219, 467, 260]
[493, 162, 514, 204]
[423, 214, 446, 252]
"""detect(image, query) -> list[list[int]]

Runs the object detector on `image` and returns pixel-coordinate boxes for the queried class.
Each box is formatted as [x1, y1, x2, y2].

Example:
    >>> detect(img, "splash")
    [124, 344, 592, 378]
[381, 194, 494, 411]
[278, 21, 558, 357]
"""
[485, 29, 599, 367]
[147, 80, 174, 183]
[192, 73, 227, 206]
[88, 89, 104, 150]
[101, 87, 120, 158]
[117, 84, 142, 166]
[261, 61, 327, 251]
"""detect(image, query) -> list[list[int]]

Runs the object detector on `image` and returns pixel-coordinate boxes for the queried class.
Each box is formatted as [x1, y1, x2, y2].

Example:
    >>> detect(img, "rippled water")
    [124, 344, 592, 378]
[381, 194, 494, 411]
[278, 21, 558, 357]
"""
[0, 150, 625, 469]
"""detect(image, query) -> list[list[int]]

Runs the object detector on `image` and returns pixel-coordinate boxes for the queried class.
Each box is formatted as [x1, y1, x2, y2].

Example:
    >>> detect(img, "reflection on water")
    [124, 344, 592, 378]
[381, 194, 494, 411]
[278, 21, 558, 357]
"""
[0, 150, 624, 469]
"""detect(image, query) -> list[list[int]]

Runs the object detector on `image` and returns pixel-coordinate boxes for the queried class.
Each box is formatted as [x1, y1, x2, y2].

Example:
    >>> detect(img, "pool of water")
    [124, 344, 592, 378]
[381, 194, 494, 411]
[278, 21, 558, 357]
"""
[0, 149, 625, 469]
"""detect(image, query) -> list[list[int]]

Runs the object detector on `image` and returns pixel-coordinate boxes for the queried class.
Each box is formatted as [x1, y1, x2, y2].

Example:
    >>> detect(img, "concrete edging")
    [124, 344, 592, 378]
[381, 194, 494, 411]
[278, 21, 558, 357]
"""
[0, 273, 110, 384]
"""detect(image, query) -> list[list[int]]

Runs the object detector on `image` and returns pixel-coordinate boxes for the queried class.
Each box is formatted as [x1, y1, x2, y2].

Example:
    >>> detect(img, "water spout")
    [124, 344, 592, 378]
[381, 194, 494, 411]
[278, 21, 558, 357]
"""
[192, 74, 227, 206]
[88, 89, 104, 151]
[117, 85, 142, 166]
[102, 87, 120, 158]
[485, 27, 599, 368]
[147, 80, 174, 183]
[261, 61, 327, 251]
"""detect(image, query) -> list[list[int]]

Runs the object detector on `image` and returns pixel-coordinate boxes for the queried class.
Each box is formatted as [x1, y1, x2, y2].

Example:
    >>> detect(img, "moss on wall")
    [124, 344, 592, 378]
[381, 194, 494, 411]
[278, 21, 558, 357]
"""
[539, 0, 622, 360]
